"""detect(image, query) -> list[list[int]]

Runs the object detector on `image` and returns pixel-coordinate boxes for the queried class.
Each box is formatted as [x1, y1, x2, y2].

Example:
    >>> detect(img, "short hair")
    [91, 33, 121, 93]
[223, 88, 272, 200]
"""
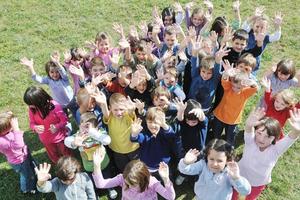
[123, 160, 150, 192]
[231, 70, 249, 84]
[184, 99, 202, 121]
[275, 59, 296, 79]
[109, 93, 126, 106]
[95, 32, 109, 43]
[236, 53, 257, 70]
[146, 107, 165, 122]
[233, 29, 249, 42]
[90, 57, 105, 69]
[45, 61, 59, 78]
[165, 67, 177, 78]
[135, 40, 147, 52]
[254, 117, 281, 144]
[80, 112, 98, 128]
[201, 56, 215, 70]
[273, 89, 297, 107]
[56, 156, 81, 182]
[0, 111, 14, 134]
[151, 86, 171, 100]
[164, 26, 176, 36]
[203, 139, 234, 162]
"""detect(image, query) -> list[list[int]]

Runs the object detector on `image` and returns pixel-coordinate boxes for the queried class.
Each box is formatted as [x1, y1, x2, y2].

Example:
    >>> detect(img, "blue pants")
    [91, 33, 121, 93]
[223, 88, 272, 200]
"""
[212, 117, 237, 146]
[10, 155, 37, 192]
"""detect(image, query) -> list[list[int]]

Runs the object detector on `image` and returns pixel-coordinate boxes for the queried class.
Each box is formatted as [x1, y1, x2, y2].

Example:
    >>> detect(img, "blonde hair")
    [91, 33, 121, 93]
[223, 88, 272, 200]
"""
[0, 111, 14, 134]
[231, 71, 249, 84]
[273, 89, 297, 107]
[151, 86, 171, 100]
[237, 53, 257, 70]
[201, 56, 215, 70]
[146, 107, 165, 122]
[80, 112, 98, 127]
[165, 67, 177, 78]
[109, 93, 126, 106]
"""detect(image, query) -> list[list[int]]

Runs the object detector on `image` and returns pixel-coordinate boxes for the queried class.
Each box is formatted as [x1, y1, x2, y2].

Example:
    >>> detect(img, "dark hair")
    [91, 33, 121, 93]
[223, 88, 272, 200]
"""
[254, 117, 281, 144]
[23, 86, 54, 119]
[56, 156, 81, 182]
[203, 139, 234, 162]
[70, 48, 82, 61]
[274, 59, 296, 79]
[123, 160, 150, 192]
[236, 53, 257, 70]
[233, 29, 249, 42]
[162, 7, 176, 26]
[184, 99, 202, 120]
[45, 61, 60, 79]
[210, 16, 228, 36]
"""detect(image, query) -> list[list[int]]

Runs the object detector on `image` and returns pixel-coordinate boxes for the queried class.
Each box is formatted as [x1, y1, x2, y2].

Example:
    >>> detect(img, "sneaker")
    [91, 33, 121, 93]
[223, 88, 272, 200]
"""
[108, 189, 118, 199]
[175, 175, 186, 185]
[30, 190, 36, 194]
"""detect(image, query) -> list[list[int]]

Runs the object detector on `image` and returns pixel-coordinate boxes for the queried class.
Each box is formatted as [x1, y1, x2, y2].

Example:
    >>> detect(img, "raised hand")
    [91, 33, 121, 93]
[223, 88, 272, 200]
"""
[49, 124, 57, 134]
[109, 51, 120, 67]
[209, 31, 218, 43]
[173, 97, 187, 112]
[20, 57, 34, 68]
[222, 59, 234, 71]
[133, 99, 145, 112]
[138, 21, 148, 37]
[183, 149, 200, 165]
[10, 117, 20, 132]
[73, 133, 89, 147]
[125, 96, 136, 111]
[245, 108, 266, 129]
[189, 108, 205, 121]
[152, 24, 161, 35]
[63, 50, 72, 62]
[35, 163, 51, 183]
[274, 12, 283, 27]
[191, 36, 203, 56]
[69, 65, 84, 80]
[178, 50, 188, 61]
[158, 162, 170, 181]
[232, 0, 241, 12]
[34, 125, 45, 134]
[204, 11, 212, 22]
[50, 51, 60, 65]
[131, 118, 143, 137]
[221, 26, 234, 44]
[93, 147, 105, 169]
[203, 0, 214, 11]
[118, 38, 130, 49]
[227, 161, 240, 180]
[188, 26, 197, 40]
[254, 6, 265, 17]
[112, 23, 125, 38]
[260, 76, 271, 92]
[185, 2, 194, 11]
[137, 64, 150, 80]
[129, 25, 139, 39]
[91, 90, 107, 105]
[156, 68, 165, 81]
[289, 108, 300, 132]
[215, 45, 230, 64]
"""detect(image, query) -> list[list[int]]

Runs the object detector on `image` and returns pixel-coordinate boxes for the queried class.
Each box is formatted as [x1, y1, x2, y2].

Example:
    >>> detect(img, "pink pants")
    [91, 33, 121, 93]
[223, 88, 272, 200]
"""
[44, 141, 73, 164]
[232, 185, 266, 200]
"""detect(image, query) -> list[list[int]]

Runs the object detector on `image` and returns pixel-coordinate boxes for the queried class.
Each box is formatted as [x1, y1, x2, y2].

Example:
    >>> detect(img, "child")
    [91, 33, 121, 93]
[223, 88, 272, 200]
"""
[92, 91, 139, 172]
[23, 86, 72, 164]
[232, 108, 300, 200]
[35, 156, 96, 200]
[130, 107, 176, 172]
[0, 112, 37, 194]
[64, 112, 118, 199]
[213, 70, 258, 146]
[92, 148, 175, 200]
[178, 139, 251, 200]
[20, 52, 79, 123]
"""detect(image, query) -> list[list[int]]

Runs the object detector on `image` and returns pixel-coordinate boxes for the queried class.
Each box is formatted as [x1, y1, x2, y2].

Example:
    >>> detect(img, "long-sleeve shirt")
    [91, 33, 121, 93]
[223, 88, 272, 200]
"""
[29, 100, 68, 144]
[238, 131, 297, 186]
[37, 173, 96, 200]
[0, 130, 28, 165]
[32, 66, 74, 108]
[188, 56, 221, 111]
[178, 159, 251, 200]
[130, 127, 175, 170]
[92, 172, 175, 200]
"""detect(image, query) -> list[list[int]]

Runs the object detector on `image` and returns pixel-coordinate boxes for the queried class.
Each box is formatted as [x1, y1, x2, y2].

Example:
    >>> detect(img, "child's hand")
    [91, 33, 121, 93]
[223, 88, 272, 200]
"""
[35, 163, 51, 182]
[152, 24, 161, 35]
[125, 96, 136, 111]
[274, 12, 283, 27]
[73, 133, 89, 147]
[69, 65, 84, 80]
[189, 108, 205, 121]
[222, 27, 234, 44]
[91, 90, 107, 105]
[232, 0, 241, 12]
[34, 125, 45, 134]
[9, 117, 19, 132]
[173, 97, 187, 113]
[222, 59, 234, 71]
[178, 50, 188, 62]
[144, 42, 155, 56]
[204, 0, 214, 11]
[155, 111, 168, 129]
[137, 64, 151, 80]
[173, 2, 183, 13]
[63, 50, 72, 62]
[112, 23, 125, 38]
[20, 57, 34, 68]
[245, 108, 266, 128]
[93, 147, 105, 169]
[184, 149, 200, 165]
[131, 118, 143, 137]
[185, 2, 194, 10]
[133, 99, 145, 112]
[254, 6, 265, 17]
[204, 11, 212, 22]
[209, 31, 218, 43]
[158, 162, 170, 181]
[215, 45, 230, 64]
[129, 25, 139, 39]
[50, 51, 60, 65]
[138, 21, 148, 37]
[49, 124, 57, 134]
[191, 36, 203, 56]
[130, 71, 140, 88]
[156, 68, 165, 81]
[118, 38, 130, 49]
[289, 108, 300, 132]
[227, 161, 240, 180]
[109, 51, 121, 67]
[260, 76, 271, 92]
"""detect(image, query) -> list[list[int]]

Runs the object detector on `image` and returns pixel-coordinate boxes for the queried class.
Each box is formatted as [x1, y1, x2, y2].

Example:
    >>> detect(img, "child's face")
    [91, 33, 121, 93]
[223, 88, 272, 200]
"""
[110, 103, 126, 118]
[186, 119, 199, 127]
[207, 149, 227, 174]
[163, 73, 176, 87]
[153, 95, 169, 109]
[164, 57, 176, 69]
[61, 173, 76, 185]
[97, 39, 110, 54]
[49, 66, 61, 80]
[163, 15, 173, 26]
[136, 49, 147, 62]
[136, 80, 147, 93]
[191, 13, 204, 27]
[146, 120, 160, 136]
[231, 81, 243, 93]
[90, 65, 107, 77]
[200, 68, 213, 81]
[232, 39, 247, 53]
[79, 121, 92, 134]
[236, 63, 252, 76]
[253, 19, 268, 34]
[255, 126, 275, 150]
[164, 34, 177, 49]
[277, 71, 290, 81]
[274, 95, 288, 111]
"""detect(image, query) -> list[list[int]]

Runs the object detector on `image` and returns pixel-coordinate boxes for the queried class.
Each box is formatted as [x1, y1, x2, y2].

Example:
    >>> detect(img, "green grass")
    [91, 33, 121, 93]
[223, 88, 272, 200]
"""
[0, 0, 299, 199]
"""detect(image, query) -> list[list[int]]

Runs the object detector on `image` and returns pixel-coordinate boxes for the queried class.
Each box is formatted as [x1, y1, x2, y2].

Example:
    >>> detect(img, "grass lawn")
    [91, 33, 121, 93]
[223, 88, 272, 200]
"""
[0, 0, 300, 199]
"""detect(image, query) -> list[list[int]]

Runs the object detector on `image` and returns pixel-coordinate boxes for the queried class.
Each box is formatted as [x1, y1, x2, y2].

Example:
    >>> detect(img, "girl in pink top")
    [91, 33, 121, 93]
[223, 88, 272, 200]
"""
[0, 111, 36, 194]
[232, 108, 300, 200]
[92, 148, 175, 200]
[23, 86, 72, 164]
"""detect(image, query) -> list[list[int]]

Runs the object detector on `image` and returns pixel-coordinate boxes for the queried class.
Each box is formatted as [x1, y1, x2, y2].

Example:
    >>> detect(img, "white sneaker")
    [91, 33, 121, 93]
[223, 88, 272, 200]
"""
[108, 189, 118, 199]
[175, 175, 186, 185]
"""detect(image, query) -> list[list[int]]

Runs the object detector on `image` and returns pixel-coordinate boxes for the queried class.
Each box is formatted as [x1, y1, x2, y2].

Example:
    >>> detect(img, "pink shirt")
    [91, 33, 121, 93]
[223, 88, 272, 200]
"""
[29, 100, 68, 144]
[92, 173, 175, 200]
[93, 48, 119, 67]
[238, 131, 297, 186]
[0, 130, 28, 164]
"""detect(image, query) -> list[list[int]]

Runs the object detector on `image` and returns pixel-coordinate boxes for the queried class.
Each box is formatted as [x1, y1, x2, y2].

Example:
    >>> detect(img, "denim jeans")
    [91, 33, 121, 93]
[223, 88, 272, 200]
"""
[10, 155, 37, 192]
[212, 116, 237, 146]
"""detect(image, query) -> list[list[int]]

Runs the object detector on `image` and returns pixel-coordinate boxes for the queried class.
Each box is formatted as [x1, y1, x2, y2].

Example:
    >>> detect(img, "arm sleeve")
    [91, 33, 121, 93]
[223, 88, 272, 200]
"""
[130, 133, 145, 143]
[32, 74, 49, 84]
[88, 128, 111, 145]
[221, 79, 232, 91]
[274, 135, 298, 157]
[64, 135, 77, 149]
[58, 66, 69, 81]
[268, 31, 281, 43]
[173, 86, 186, 100]
[83, 173, 97, 200]
[53, 103, 68, 130]
[191, 56, 199, 79]
[37, 178, 59, 193]
[229, 176, 251, 196]
[175, 11, 184, 25]
[178, 159, 203, 176]
[29, 110, 37, 132]
[152, 178, 176, 200]
[176, 60, 187, 74]
[92, 172, 123, 189]
[241, 20, 251, 32]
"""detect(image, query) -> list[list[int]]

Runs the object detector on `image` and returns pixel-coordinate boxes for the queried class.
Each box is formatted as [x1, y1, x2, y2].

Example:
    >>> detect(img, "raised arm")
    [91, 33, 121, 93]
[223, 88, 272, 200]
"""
[287, 108, 300, 139]
[173, 97, 187, 121]
[244, 108, 266, 133]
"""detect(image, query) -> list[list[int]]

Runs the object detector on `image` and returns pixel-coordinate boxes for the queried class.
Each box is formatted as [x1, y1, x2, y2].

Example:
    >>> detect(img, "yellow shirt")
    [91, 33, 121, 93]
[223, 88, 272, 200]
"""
[213, 79, 257, 125]
[104, 112, 139, 153]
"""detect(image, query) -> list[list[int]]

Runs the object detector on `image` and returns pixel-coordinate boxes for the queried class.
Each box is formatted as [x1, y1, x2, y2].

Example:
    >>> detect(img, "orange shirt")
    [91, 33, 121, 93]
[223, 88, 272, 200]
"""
[213, 79, 257, 125]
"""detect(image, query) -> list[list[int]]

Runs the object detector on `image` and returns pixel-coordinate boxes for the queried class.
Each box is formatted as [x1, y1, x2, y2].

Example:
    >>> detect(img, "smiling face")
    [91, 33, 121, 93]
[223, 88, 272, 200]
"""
[200, 68, 213, 81]
[49, 66, 61, 80]
[163, 72, 176, 87]
[274, 95, 288, 111]
[277, 71, 291, 81]
[163, 15, 174, 27]
[191, 13, 204, 27]
[136, 80, 147, 93]
[254, 126, 275, 151]
[135, 49, 147, 62]
[253, 19, 268, 34]
[97, 39, 110, 54]
[164, 33, 177, 49]
[146, 120, 160, 136]
[232, 39, 247, 53]
[90, 65, 107, 77]
[236, 63, 252, 76]
[207, 149, 227, 174]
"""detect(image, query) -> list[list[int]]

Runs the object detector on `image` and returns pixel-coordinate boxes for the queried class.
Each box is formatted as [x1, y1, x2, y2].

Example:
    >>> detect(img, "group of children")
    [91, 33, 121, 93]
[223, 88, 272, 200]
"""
[1, 1, 300, 200]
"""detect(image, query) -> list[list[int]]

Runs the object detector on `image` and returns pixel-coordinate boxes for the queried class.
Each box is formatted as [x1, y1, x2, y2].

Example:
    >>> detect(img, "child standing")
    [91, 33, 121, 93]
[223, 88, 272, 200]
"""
[232, 108, 300, 200]
[0, 112, 36, 194]
[35, 156, 96, 199]
[23, 86, 72, 164]
[178, 139, 251, 200]
[92, 148, 175, 200]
